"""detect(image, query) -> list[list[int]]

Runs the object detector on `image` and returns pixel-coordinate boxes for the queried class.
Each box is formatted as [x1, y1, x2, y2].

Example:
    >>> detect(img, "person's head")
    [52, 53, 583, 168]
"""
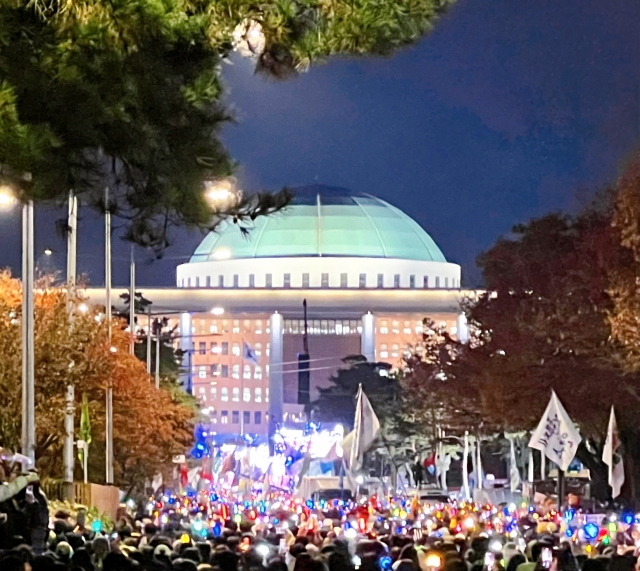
[0, 554, 25, 571]
[103, 552, 132, 571]
[582, 559, 607, 571]
[506, 554, 526, 571]
[173, 558, 200, 571]
[211, 548, 240, 571]
[608, 555, 634, 571]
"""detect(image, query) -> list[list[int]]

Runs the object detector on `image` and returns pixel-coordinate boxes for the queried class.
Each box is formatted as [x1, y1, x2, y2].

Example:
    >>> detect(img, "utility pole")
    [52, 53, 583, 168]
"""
[63, 190, 77, 497]
[22, 200, 35, 465]
[105, 188, 113, 485]
[146, 306, 152, 375]
[129, 246, 135, 355]
[155, 321, 161, 389]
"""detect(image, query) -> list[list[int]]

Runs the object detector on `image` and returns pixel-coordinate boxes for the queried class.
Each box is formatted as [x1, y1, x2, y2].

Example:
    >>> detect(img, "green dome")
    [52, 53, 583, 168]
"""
[190, 185, 447, 263]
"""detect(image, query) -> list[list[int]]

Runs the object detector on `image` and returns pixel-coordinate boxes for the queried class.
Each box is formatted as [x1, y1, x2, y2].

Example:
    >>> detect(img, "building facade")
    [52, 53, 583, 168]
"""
[84, 185, 472, 442]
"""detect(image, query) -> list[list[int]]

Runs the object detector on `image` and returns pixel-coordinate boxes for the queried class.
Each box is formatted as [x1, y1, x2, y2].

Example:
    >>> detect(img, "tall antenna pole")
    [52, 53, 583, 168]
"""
[105, 188, 113, 485]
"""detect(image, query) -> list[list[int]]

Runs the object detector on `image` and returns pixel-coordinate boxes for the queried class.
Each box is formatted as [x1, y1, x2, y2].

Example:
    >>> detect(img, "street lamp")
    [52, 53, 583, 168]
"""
[0, 185, 35, 465]
[204, 178, 240, 208]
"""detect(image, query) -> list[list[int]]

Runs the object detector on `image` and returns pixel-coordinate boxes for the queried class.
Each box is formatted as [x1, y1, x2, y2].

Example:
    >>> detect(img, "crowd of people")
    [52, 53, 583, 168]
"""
[0, 492, 638, 571]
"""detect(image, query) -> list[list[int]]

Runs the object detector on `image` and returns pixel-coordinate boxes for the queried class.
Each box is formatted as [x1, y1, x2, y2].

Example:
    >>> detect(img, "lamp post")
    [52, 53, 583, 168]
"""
[0, 186, 35, 465]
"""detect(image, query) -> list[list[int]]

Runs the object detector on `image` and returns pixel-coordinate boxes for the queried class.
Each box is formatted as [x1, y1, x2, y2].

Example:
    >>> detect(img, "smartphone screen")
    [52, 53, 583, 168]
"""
[541, 548, 552, 569]
[484, 552, 495, 570]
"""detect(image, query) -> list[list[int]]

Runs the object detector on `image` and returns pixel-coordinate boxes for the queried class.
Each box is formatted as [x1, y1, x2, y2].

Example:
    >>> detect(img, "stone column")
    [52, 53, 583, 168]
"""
[269, 313, 284, 443]
[179, 312, 192, 393]
[361, 312, 376, 361]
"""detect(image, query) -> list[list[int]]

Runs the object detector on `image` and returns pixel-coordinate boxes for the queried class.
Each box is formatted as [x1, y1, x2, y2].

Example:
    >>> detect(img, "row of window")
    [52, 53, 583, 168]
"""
[193, 319, 269, 335]
[209, 410, 263, 426]
[198, 386, 269, 403]
[196, 364, 267, 380]
[196, 342, 269, 357]
[180, 274, 460, 289]
[283, 319, 363, 336]
[378, 320, 454, 335]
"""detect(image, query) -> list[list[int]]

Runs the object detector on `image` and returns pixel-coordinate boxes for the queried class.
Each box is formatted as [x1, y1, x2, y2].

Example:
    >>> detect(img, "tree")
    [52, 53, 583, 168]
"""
[0, 0, 453, 249]
[0, 271, 196, 489]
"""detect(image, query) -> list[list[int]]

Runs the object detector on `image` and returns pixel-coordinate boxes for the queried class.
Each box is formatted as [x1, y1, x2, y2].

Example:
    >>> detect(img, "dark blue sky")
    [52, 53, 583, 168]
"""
[0, 0, 637, 286]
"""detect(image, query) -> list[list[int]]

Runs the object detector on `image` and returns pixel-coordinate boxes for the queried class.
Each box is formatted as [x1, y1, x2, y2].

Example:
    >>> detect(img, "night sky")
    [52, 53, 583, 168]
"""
[0, 0, 637, 287]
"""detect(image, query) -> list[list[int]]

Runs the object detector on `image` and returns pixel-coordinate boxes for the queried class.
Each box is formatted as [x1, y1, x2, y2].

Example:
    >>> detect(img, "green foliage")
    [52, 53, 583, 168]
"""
[0, 0, 452, 249]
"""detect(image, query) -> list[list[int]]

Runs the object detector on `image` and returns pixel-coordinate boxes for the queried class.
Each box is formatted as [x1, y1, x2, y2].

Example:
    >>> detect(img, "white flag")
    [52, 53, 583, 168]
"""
[349, 385, 380, 471]
[528, 391, 581, 471]
[602, 406, 624, 498]
[509, 439, 521, 492]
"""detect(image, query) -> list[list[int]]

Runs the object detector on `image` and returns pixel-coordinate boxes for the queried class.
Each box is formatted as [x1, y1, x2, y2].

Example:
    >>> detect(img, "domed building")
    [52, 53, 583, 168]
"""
[87, 185, 470, 441]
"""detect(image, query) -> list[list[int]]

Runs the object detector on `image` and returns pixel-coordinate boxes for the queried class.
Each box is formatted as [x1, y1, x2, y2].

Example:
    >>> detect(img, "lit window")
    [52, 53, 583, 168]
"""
[266, 343, 270, 357]
[266, 388, 269, 402]
[232, 387, 239, 402]
[243, 365, 251, 379]
[254, 366, 263, 380]
[243, 319, 251, 332]
[450, 326, 458, 335]
[221, 387, 229, 402]
[232, 320, 240, 334]
[210, 386, 217, 399]
[391, 344, 399, 357]
[198, 386, 206, 395]
[210, 410, 217, 423]
[243, 388, 251, 402]
[415, 321, 424, 334]
[255, 343, 262, 357]
[211, 342, 219, 354]
[221, 410, 228, 424]
[379, 320, 388, 334]
[210, 364, 219, 376]
[254, 387, 262, 403]
[392, 321, 400, 334]
[404, 321, 411, 334]
[266, 365, 269, 377]
[380, 344, 388, 359]
[232, 365, 240, 379]
[254, 411, 262, 425]
[198, 366, 206, 379]
[232, 343, 240, 356]
[255, 320, 262, 334]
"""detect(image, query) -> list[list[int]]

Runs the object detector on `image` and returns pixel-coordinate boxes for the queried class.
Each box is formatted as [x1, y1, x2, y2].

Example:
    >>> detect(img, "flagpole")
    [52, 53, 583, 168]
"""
[240, 339, 245, 437]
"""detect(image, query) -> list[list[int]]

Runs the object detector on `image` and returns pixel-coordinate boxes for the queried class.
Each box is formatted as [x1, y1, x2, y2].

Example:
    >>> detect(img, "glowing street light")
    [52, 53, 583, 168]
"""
[0, 186, 17, 207]
[204, 178, 239, 208]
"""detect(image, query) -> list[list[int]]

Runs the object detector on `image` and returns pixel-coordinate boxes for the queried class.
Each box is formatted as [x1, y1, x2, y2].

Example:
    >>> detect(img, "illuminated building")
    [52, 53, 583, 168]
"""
[85, 185, 471, 441]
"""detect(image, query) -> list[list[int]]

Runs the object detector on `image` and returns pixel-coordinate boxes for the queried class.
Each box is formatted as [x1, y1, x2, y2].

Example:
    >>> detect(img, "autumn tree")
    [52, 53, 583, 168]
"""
[0, 0, 452, 249]
[0, 271, 196, 488]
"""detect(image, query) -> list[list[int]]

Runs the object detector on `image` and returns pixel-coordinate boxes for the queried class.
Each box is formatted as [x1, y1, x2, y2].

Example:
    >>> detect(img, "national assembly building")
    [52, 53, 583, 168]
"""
[84, 184, 472, 442]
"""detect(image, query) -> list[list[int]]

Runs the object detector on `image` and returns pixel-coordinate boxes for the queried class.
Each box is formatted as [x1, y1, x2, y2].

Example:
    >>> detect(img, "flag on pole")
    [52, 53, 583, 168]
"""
[602, 406, 624, 498]
[529, 391, 581, 471]
[509, 438, 521, 492]
[78, 393, 91, 462]
[349, 385, 380, 471]
[242, 342, 258, 364]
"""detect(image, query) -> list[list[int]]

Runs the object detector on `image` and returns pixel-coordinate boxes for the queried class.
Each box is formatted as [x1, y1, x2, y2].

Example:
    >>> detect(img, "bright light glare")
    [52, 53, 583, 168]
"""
[78, 303, 88, 313]
[206, 188, 233, 203]
[212, 248, 231, 260]
[489, 540, 502, 553]
[0, 186, 16, 208]
[256, 544, 270, 557]
[211, 307, 225, 315]
[44, 249, 52, 256]
[426, 554, 442, 569]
